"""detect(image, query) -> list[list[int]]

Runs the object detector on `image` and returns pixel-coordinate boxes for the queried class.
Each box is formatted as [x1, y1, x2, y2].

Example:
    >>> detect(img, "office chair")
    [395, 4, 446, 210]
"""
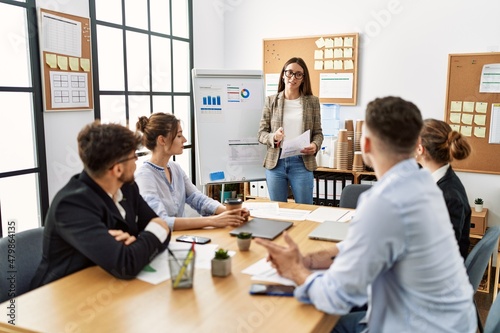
[339, 184, 372, 209]
[0, 227, 44, 303]
[464, 226, 500, 333]
[484, 286, 500, 333]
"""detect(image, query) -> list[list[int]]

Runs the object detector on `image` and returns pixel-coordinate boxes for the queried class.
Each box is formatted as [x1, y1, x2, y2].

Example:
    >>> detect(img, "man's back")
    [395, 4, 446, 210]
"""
[350, 159, 476, 332]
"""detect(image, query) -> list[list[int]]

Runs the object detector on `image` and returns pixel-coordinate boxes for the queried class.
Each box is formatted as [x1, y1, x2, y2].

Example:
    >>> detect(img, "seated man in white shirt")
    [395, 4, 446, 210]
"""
[256, 96, 476, 333]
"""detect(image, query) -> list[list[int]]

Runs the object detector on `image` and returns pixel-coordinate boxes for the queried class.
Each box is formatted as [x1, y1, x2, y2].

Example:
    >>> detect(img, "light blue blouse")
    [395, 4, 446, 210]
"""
[135, 161, 220, 229]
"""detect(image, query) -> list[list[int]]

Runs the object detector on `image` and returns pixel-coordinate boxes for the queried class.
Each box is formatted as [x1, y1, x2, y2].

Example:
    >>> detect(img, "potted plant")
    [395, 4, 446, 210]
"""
[220, 183, 238, 202]
[211, 248, 231, 277]
[474, 198, 484, 212]
[236, 232, 252, 251]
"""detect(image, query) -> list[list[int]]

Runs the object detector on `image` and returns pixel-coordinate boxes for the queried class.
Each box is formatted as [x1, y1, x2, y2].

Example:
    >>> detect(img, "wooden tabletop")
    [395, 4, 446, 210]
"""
[0, 202, 343, 333]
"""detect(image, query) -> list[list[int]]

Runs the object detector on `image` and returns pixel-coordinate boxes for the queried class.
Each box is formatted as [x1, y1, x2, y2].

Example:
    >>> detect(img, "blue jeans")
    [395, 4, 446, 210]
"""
[332, 311, 367, 333]
[265, 155, 314, 204]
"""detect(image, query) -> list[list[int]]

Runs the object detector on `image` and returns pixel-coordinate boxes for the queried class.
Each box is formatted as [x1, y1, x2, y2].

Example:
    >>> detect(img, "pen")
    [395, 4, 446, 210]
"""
[173, 242, 195, 288]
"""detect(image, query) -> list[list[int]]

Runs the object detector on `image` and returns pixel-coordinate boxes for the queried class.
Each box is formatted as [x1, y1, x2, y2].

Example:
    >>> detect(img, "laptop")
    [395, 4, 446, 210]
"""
[308, 220, 350, 242]
[229, 217, 293, 240]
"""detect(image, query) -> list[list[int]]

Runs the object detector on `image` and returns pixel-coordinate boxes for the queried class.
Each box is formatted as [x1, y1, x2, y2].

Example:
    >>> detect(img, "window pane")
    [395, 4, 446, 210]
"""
[172, 40, 190, 92]
[128, 95, 151, 131]
[151, 36, 172, 92]
[0, 92, 36, 173]
[99, 95, 126, 125]
[97, 26, 125, 91]
[153, 96, 172, 114]
[150, 0, 170, 34]
[172, 0, 189, 38]
[95, 0, 123, 25]
[126, 31, 150, 92]
[125, 0, 148, 30]
[1, 173, 41, 236]
[0, 4, 31, 87]
[174, 96, 191, 145]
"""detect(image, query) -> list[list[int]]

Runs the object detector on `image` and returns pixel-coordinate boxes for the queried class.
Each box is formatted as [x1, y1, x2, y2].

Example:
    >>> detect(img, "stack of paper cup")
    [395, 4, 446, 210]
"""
[345, 120, 354, 170]
[336, 129, 349, 170]
[355, 119, 364, 152]
[352, 151, 364, 171]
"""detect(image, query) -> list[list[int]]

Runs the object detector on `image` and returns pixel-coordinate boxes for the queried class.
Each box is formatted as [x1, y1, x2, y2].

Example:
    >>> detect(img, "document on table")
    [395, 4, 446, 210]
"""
[306, 207, 355, 223]
[280, 130, 310, 159]
[136, 242, 235, 285]
[243, 201, 311, 221]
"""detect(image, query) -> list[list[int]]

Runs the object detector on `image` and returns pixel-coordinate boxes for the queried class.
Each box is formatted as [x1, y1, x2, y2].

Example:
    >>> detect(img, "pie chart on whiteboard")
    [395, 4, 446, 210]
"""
[241, 88, 250, 98]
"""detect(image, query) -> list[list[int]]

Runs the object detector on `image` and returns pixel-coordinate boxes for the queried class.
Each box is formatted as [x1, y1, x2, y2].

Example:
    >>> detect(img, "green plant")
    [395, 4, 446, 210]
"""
[223, 183, 238, 192]
[237, 232, 252, 239]
[214, 248, 230, 260]
[475, 198, 484, 205]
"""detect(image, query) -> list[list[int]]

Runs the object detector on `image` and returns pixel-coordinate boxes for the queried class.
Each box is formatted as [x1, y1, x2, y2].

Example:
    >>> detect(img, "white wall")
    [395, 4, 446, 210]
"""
[193, 0, 500, 227]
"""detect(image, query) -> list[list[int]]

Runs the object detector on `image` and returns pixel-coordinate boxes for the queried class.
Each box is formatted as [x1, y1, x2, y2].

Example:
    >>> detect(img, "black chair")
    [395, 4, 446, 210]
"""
[339, 184, 372, 209]
[464, 226, 500, 333]
[0, 227, 44, 303]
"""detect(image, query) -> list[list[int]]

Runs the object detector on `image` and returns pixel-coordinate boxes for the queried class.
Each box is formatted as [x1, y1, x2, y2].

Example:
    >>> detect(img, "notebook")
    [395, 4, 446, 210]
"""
[229, 217, 293, 240]
[308, 220, 350, 242]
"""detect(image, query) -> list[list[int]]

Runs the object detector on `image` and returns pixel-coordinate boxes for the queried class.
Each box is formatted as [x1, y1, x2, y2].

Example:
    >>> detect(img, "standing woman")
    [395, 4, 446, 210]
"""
[135, 112, 249, 231]
[417, 118, 472, 259]
[258, 57, 323, 204]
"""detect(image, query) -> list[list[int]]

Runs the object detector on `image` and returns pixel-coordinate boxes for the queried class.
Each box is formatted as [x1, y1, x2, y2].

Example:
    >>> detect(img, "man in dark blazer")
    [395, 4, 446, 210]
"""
[31, 121, 171, 288]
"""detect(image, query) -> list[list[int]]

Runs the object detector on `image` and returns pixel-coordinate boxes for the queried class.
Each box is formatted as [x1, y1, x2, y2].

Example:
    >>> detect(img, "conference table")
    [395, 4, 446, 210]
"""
[0, 202, 345, 333]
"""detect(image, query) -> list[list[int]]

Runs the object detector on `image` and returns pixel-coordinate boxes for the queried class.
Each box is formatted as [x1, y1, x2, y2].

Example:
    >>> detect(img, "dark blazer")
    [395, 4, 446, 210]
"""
[437, 166, 471, 260]
[31, 171, 170, 288]
[257, 91, 323, 171]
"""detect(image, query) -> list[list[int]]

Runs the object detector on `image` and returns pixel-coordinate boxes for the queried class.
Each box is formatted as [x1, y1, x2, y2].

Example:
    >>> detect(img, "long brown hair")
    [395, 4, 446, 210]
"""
[277, 57, 313, 96]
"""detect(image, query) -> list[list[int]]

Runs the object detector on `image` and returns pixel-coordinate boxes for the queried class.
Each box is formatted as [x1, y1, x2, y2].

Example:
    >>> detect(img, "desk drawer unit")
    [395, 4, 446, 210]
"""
[470, 208, 488, 235]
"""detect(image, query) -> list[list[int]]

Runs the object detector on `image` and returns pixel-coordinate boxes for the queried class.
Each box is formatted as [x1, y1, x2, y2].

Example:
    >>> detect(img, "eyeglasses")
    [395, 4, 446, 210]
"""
[110, 153, 139, 169]
[283, 70, 304, 80]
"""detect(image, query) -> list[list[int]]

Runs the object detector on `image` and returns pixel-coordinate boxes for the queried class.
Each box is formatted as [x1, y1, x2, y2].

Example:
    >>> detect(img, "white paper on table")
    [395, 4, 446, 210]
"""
[242, 258, 296, 286]
[306, 207, 354, 223]
[136, 242, 234, 285]
[280, 130, 310, 159]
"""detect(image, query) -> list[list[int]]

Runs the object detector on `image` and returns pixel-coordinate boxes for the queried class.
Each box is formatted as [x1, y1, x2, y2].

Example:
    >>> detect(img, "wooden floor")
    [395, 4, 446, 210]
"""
[475, 270, 497, 328]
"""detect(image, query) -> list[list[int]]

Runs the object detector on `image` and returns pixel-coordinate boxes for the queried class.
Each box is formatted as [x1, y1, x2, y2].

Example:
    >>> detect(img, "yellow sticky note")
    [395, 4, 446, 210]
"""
[463, 101, 475, 112]
[315, 37, 325, 48]
[461, 113, 473, 125]
[324, 38, 334, 48]
[314, 60, 323, 70]
[474, 127, 486, 138]
[344, 48, 353, 58]
[474, 115, 486, 126]
[450, 124, 461, 132]
[450, 101, 462, 112]
[450, 112, 461, 124]
[334, 48, 343, 58]
[476, 102, 488, 113]
[80, 58, 91, 72]
[344, 60, 354, 70]
[333, 60, 343, 70]
[344, 37, 354, 47]
[57, 55, 68, 70]
[324, 49, 334, 59]
[461, 126, 472, 137]
[46, 53, 57, 69]
[69, 57, 79, 71]
[314, 50, 324, 60]
[334, 37, 344, 47]
[324, 60, 334, 70]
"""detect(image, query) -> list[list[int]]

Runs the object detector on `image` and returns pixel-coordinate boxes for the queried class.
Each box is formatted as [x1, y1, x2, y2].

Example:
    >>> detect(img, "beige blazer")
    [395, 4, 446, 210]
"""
[258, 91, 323, 171]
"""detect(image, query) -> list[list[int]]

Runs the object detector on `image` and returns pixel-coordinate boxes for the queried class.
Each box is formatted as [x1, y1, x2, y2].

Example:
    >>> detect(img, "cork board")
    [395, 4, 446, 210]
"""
[39, 8, 94, 112]
[263, 33, 359, 105]
[444, 53, 500, 175]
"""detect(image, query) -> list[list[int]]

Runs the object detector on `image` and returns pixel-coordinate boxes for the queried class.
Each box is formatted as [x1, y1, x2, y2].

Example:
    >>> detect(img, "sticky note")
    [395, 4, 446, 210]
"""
[450, 113, 461, 124]
[476, 102, 488, 113]
[69, 57, 79, 71]
[209, 171, 225, 181]
[314, 50, 324, 60]
[324, 38, 334, 48]
[315, 37, 325, 48]
[344, 37, 354, 47]
[334, 37, 343, 47]
[474, 127, 486, 138]
[450, 101, 462, 112]
[463, 101, 474, 112]
[80, 58, 91, 72]
[344, 60, 354, 70]
[461, 114, 473, 125]
[461, 126, 472, 137]
[450, 124, 460, 132]
[344, 48, 353, 58]
[324, 60, 334, 70]
[333, 60, 343, 70]
[314, 60, 323, 70]
[57, 55, 68, 70]
[324, 49, 334, 59]
[474, 115, 486, 126]
[46, 53, 57, 68]
[333, 48, 343, 58]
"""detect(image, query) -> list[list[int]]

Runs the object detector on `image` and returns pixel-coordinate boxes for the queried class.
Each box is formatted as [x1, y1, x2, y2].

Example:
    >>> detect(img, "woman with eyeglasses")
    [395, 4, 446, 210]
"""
[416, 118, 472, 260]
[258, 57, 323, 204]
[135, 112, 249, 231]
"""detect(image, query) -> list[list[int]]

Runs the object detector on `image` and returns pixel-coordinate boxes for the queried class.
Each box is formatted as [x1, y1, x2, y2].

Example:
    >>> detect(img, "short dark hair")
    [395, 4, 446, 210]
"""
[77, 121, 141, 176]
[365, 96, 423, 155]
[136, 112, 180, 151]
[277, 57, 313, 96]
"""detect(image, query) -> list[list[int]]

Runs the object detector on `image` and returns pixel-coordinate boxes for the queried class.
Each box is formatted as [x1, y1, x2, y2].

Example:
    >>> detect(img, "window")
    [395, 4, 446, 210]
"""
[90, 0, 194, 179]
[0, 0, 48, 236]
